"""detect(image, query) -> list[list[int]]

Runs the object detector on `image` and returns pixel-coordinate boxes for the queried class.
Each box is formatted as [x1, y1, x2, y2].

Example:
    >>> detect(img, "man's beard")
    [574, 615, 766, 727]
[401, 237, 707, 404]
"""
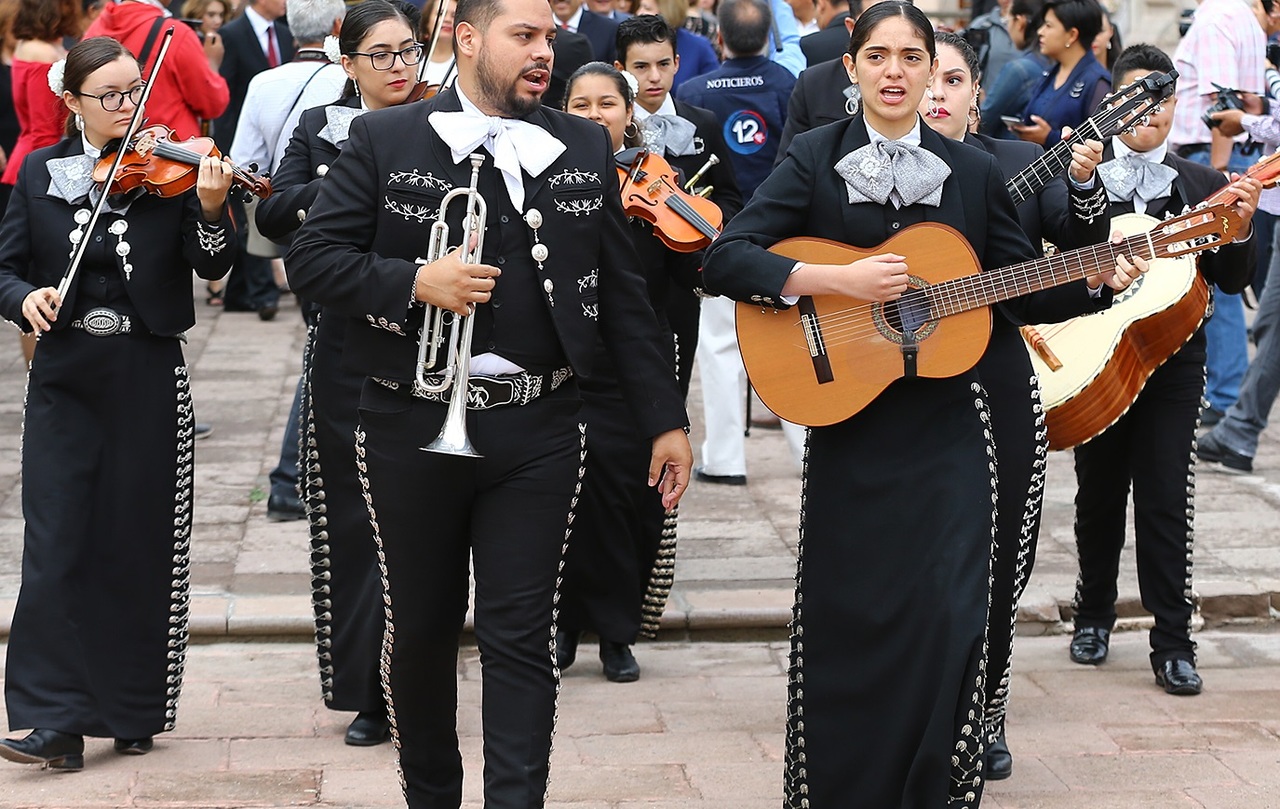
[475, 49, 548, 118]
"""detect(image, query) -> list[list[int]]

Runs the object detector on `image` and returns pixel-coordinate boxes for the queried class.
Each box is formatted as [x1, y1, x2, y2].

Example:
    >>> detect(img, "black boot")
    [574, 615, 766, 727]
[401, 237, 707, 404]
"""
[0, 729, 85, 770]
[599, 640, 640, 683]
[113, 737, 154, 755]
[985, 730, 1012, 780]
[556, 629, 581, 671]
[344, 711, 391, 746]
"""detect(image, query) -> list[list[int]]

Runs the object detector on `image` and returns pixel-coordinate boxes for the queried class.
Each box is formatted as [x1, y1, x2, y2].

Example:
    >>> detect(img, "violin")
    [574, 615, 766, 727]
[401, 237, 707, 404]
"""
[617, 149, 722, 253]
[91, 124, 272, 201]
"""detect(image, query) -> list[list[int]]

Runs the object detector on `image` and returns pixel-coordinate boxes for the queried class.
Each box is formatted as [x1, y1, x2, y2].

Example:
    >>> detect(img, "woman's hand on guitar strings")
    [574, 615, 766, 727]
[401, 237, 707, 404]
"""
[784, 253, 910, 302]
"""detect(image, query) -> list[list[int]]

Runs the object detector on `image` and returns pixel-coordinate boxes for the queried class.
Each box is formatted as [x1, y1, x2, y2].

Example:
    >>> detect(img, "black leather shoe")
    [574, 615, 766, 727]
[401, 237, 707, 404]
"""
[692, 465, 747, 486]
[985, 730, 1012, 780]
[1155, 658, 1203, 696]
[1069, 627, 1110, 665]
[556, 629, 580, 671]
[112, 737, 153, 755]
[600, 641, 640, 683]
[344, 711, 390, 746]
[267, 492, 306, 522]
[0, 729, 84, 770]
[257, 303, 279, 322]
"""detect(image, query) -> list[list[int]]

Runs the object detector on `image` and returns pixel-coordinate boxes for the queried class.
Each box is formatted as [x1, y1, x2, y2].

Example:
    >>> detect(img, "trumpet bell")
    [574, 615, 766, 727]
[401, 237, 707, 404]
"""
[421, 417, 482, 457]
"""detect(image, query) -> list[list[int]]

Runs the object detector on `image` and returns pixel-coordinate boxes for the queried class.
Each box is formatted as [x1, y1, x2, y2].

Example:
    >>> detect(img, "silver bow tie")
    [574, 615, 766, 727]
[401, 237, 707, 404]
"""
[1098, 155, 1178, 203]
[642, 114, 698, 157]
[834, 140, 951, 208]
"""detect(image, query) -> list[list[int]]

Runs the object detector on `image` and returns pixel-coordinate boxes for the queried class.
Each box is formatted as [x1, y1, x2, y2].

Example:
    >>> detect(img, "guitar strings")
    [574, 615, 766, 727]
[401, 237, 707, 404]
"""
[781, 221, 1221, 349]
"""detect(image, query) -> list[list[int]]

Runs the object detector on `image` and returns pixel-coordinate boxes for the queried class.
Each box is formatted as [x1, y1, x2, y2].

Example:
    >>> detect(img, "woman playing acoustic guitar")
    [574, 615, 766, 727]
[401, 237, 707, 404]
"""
[702, 3, 1144, 805]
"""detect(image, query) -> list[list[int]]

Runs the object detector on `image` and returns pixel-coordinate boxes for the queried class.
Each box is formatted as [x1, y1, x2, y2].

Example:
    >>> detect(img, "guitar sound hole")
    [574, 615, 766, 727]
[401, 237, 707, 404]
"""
[884, 289, 930, 335]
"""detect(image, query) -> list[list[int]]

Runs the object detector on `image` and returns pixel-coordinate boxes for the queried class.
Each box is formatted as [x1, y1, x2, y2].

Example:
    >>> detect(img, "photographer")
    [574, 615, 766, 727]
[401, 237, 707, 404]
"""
[1195, 0, 1280, 478]
[1169, 0, 1269, 426]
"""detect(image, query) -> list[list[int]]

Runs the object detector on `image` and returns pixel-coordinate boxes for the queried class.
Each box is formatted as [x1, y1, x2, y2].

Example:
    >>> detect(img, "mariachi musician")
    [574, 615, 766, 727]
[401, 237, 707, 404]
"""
[921, 30, 1111, 780]
[1069, 44, 1260, 697]
[283, 0, 692, 804]
[556, 62, 711, 682]
[0, 36, 234, 769]
[701, 4, 1142, 805]
[256, 0, 422, 748]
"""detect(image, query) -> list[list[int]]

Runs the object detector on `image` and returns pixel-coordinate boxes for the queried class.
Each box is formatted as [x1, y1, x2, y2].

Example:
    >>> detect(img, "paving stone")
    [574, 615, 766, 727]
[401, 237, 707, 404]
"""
[548, 764, 695, 802]
[133, 769, 321, 806]
[1038, 751, 1242, 791]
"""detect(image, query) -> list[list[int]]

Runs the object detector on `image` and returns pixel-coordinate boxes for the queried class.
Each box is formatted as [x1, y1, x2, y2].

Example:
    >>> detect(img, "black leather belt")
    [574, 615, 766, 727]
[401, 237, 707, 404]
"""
[373, 367, 574, 410]
[69, 307, 133, 337]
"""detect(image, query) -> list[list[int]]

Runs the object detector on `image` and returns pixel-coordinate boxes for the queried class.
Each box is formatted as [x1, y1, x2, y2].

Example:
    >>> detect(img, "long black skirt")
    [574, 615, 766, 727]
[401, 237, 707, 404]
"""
[300, 312, 383, 712]
[785, 374, 994, 808]
[6, 329, 193, 738]
[976, 321, 1048, 745]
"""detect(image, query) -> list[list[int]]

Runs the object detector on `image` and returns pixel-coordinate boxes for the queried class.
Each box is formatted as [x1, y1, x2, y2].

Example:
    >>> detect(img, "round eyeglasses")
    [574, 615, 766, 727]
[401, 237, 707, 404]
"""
[348, 44, 424, 71]
[79, 84, 146, 112]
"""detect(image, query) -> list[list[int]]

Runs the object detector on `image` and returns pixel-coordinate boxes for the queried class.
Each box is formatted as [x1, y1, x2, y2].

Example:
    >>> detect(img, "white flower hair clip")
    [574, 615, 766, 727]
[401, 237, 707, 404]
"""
[323, 35, 343, 64]
[47, 58, 66, 96]
[621, 69, 639, 101]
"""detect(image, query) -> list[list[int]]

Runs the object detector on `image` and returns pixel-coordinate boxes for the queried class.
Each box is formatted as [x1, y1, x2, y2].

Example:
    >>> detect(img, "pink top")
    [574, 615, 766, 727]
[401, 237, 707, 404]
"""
[2, 59, 67, 186]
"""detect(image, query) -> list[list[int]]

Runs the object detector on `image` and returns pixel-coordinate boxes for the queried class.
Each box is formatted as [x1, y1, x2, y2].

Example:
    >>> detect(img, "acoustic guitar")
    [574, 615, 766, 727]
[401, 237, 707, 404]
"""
[735, 203, 1241, 427]
[1028, 151, 1280, 450]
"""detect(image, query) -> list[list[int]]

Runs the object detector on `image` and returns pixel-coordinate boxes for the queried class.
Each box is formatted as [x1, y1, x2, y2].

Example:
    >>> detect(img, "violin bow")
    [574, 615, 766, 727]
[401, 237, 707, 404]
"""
[56, 27, 175, 301]
[419, 0, 449, 84]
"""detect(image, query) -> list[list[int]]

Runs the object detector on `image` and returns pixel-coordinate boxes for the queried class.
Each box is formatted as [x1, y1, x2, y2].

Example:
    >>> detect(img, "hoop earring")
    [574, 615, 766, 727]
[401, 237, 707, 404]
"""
[926, 89, 940, 119]
[624, 120, 640, 141]
[75, 113, 84, 132]
[845, 94, 859, 116]
[967, 103, 980, 130]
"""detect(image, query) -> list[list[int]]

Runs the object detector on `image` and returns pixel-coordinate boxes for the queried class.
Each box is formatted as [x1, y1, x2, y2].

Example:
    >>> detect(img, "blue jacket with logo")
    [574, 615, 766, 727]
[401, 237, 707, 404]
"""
[675, 55, 796, 200]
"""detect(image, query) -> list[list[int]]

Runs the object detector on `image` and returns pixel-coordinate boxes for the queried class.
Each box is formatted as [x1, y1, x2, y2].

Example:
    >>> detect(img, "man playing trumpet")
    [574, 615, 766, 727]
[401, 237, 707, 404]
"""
[284, 0, 693, 806]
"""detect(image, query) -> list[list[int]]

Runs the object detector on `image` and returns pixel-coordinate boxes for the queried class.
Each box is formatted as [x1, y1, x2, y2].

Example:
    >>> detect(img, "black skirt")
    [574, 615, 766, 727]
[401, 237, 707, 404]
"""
[6, 329, 193, 738]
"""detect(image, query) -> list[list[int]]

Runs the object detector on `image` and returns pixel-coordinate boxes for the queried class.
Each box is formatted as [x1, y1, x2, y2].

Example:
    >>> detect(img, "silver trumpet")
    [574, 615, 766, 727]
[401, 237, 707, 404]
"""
[414, 152, 487, 458]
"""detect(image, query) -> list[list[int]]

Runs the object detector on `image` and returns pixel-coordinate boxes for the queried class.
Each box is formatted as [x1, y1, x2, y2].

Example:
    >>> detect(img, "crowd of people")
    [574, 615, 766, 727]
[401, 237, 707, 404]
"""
[0, 0, 1277, 807]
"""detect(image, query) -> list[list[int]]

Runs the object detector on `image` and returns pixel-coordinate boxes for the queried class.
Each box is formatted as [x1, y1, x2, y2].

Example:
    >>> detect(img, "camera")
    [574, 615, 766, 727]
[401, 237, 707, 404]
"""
[1202, 83, 1245, 130]
[178, 18, 205, 42]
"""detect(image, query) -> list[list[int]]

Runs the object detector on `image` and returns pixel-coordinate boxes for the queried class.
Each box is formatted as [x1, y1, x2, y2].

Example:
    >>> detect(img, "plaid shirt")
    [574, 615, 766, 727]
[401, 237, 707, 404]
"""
[1241, 112, 1280, 213]
[1170, 0, 1266, 149]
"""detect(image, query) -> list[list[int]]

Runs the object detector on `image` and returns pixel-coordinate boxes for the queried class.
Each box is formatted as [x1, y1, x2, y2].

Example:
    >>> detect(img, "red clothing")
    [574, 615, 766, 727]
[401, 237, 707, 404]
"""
[2, 60, 66, 186]
[83, 1, 229, 140]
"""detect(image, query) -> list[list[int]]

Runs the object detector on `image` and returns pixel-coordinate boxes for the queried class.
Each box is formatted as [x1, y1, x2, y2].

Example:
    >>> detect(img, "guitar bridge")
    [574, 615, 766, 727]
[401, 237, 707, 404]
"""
[798, 298, 835, 385]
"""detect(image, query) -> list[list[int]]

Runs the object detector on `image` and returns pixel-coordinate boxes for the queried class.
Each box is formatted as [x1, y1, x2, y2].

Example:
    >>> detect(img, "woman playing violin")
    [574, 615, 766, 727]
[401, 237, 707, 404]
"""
[702, 3, 1144, 804]
[254, 0, 419, 748]
[0, 36, 234, 770]
[554, 61, 703, 683]
[418, 0, 456, 88]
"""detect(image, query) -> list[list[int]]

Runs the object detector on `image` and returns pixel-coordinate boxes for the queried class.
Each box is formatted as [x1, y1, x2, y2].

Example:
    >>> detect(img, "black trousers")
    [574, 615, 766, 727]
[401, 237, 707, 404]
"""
[301, 313, 383, 713]
[223, 198, 279, 311]
[355, 378, 584, 809]
[1072, 355, 1202, 668]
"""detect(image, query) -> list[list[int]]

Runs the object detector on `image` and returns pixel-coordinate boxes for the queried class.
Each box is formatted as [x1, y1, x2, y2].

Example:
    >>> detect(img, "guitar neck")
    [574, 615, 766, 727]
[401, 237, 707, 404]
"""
[1006, 120, 1103, 205]
[927, 230, 1151, 317]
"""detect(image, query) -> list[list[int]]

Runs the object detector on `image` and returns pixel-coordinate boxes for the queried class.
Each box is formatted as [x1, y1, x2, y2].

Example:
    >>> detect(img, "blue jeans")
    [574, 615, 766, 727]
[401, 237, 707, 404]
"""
[1183, 144, 1255, 411]
[1212, 221, 1280, 457]
[269, 375, 304, 501]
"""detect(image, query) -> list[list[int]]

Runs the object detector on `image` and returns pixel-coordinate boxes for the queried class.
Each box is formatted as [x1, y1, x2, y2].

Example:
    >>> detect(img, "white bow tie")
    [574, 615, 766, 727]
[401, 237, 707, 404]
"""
[428, 110, 566, 211]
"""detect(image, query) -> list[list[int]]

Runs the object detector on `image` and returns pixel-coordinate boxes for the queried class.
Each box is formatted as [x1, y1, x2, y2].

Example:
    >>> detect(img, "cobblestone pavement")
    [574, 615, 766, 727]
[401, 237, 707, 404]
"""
[1, 290, 1279, 806]
[1, 630, 1280, 808]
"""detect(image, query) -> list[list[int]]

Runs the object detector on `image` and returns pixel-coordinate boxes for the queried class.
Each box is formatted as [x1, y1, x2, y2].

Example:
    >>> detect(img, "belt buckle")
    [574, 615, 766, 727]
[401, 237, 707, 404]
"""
[80, 307, 127, 337]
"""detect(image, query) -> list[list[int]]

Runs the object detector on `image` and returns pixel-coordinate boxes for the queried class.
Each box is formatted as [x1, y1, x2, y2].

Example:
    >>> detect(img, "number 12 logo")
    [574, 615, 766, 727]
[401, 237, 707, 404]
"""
[725, 110, 768, 156]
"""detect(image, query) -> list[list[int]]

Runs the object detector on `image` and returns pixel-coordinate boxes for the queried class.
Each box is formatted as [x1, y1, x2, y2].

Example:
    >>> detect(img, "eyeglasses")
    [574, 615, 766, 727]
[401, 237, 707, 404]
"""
[348, 44, 424, 71]
[79, 84, 146, 112]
